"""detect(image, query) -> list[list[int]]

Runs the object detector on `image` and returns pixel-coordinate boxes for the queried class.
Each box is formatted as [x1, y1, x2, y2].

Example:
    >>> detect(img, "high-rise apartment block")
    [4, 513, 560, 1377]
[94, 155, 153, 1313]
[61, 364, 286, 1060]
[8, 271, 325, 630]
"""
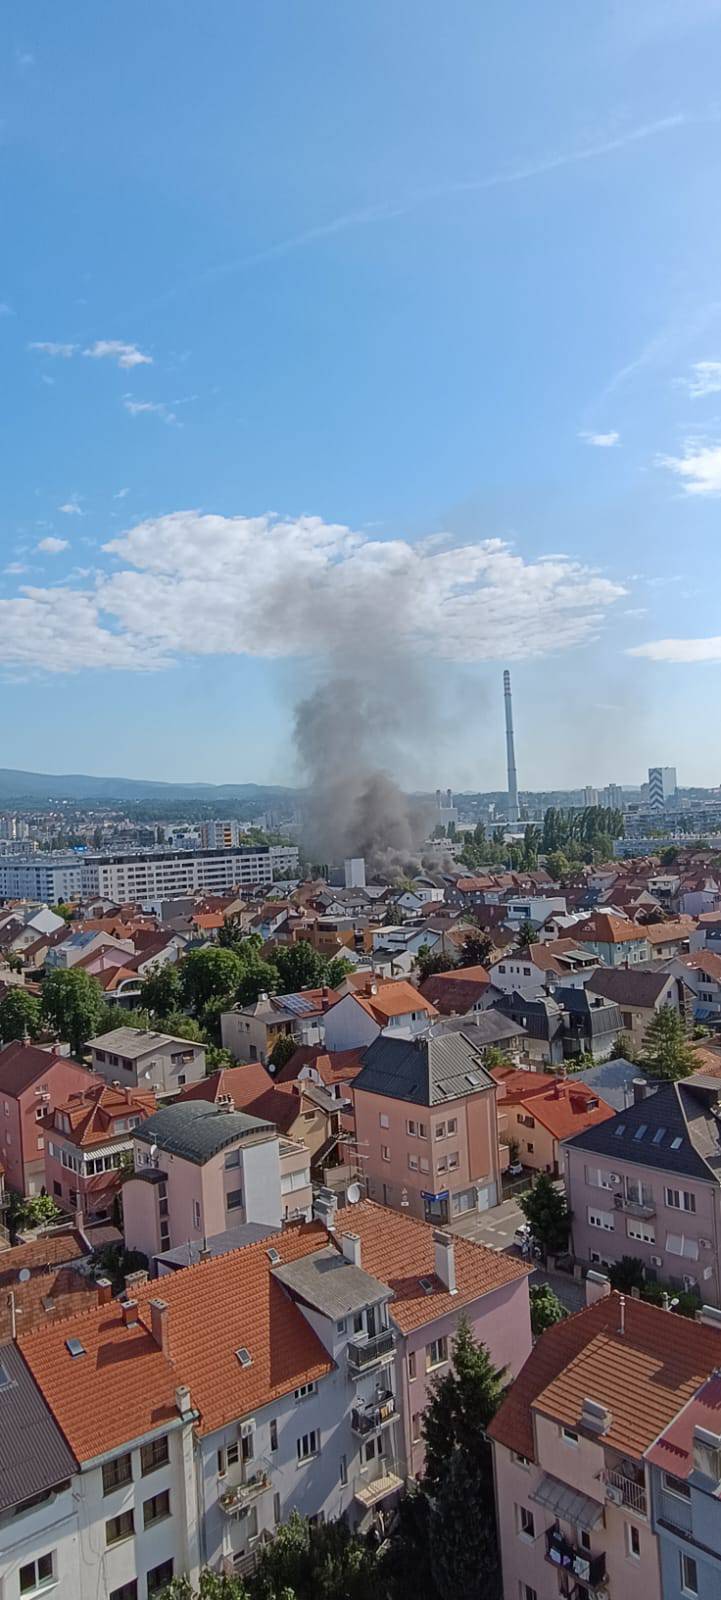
[648, 767, 678, 811]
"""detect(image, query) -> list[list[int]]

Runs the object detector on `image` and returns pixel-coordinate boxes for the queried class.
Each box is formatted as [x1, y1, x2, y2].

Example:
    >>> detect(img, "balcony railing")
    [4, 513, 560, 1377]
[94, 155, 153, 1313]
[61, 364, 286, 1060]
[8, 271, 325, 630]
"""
[613, 1193, 655, 1219]
[605, 1466, 648, 1517]
[219, 1459, 272, 1515]
[353, 1455, 405, 1509]
[351, 1390, 399, 1436]
[545, 1527, 606, 1591]
[347, 1328, 396, 1372]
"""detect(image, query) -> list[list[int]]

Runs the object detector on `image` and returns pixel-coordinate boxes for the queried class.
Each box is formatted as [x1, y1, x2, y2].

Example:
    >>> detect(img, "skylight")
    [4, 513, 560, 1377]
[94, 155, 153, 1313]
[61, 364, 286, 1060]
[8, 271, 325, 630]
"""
[0, 1362, 12, 1390]
[236, 1347, 252, 1367]
[65, 1337, 85, 1359]
[419, 1277, 434, 1294]
[465, 1073, 480, 1087]
[633, 1124, 648, 1141]
[653, 1128, 667, 1144]
[670, 1136, 683, 1150]
[266, 1248, 280, 1265]
[614, 1124, 626, 1137]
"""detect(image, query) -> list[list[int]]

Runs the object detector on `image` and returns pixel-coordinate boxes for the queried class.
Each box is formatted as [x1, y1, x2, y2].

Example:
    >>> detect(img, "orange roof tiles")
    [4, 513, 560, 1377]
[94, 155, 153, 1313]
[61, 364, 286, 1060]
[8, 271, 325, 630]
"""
[502, 1080, 614, 1141]
[489, 1292, 721, 1462]
[643, 918, 696, 946]
[682, 950, 721, 981]
[20, 1222, 334, 1460]
[349, 979, 437, 1025]
[341, 1200, 529, 1333]
[179, 1062, 275, 1106]
[276, 1045, 365, 1088]
[46, 1081, 156, 1148]
[574, 912, 648, 945]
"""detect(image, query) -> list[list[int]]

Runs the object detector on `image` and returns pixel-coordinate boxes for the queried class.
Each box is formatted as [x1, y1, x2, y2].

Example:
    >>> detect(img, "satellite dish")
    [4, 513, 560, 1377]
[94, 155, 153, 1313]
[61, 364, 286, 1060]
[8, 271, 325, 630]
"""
[150, 1143, 157, 1157]
[346, 1182, 361, 1205]
[18, 1268, 31, 1283]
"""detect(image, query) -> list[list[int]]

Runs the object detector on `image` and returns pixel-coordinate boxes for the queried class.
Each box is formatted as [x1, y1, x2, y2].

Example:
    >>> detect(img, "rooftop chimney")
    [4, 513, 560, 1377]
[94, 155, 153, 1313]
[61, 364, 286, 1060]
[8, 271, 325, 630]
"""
[149, 1298, 169, 1358]
[433, 1230, 457, 1295]
[96, 1277, 113, 1306]
[585, 1270, 611, 1307]
[341, 1232, 361, 1267]
[580, 1396, 612, 1436]
[175, 1384, 193, 1418]
[122, 1299, 139, 1328]
[124, 1268, 148, 1294]
[633, 1078, 650, 1104]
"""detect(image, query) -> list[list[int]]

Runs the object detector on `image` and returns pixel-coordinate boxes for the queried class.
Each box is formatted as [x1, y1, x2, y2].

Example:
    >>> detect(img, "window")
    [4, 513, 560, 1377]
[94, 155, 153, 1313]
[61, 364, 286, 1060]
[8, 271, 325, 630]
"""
[224, 1148, 241, 1168]
[226, 1188, 243, 1210]
[420, 1157, 430, 1174]
[53, 1180, 62, 1196]
[270, 1419, 278, 1451]
[19, 1556, 56, 1595]
[408, 1154, 419, 1171]
[406, 1119, 417, 1136]
[379, 1114, 390, 1129]
[143, 1489, 170, 1528]
[340, 1454, 348, 1485]
[588, 1208, 615, 1231]
[140, 1435, 169, 1475]
[147, 1562, 174, 1597]
[447, 1118, 457, 1134]
[666, 1233, 699, 1260]
[192, 1199, 201, 1228]
[681, 1552, 698, 1596]
[110, 1584, 138, 1600]
[273, 1491, 281, 1525]
[448, 1152, 459, 1170]
[418, 1122, 427, 1138]
[408, 1351, 417, 1379]
[353, 1312, 363, 1333]
[437, 1157, 447, 1174]
[627, 1219, 655, 1244]
[512, 1452, 531, 1469]
[426, 1336, 448, 1370]
[665, 1187, 696, 1212]
[296, 1430, 319, 1461]
[294, 1382, 317, 1401]
[625, 1522, 641, 1559]
[412, 1411, 423, 1442]
[435, 1123, 446, 1140]
[516, 1504, 535, 1541]
[381, 1145, 391, 1163]
[585, 1166, 615, 1189]
[663, 1472, 691, 1500]
[226, 1441, 240, 1468]
[103, 1452, 133, 1494]
[106, 1509, 134, 1545]
[561, 1426, 578, 1444]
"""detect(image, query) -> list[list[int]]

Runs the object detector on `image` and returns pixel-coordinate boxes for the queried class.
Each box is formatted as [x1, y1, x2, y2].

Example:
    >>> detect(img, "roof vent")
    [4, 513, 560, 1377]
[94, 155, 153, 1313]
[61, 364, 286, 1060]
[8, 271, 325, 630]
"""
[65, 1336, 86, 1358]
[236, 1346, 252, 1367]
[266, 1247, 280, 1265]
[580, 1396, 612, 1436]
[419, 1276, 435, 1294]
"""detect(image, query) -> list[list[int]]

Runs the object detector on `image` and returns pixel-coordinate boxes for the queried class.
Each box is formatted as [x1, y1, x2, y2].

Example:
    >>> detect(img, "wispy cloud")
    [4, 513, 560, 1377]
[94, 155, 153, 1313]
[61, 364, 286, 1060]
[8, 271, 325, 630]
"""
[3, 562, 28, 576]
[123, 397, 176, 424]
[57, 498, 83, 516]
[629, 635, 721, 663]
[678, 360, 721, 398]
[36, 536, 69, 554]
[658, 438, 721, 495]
[83, 340, 152, 369]
[114, 487, 130, 500]
[29, 341, 77, 358]
[579, 430, 620, 448]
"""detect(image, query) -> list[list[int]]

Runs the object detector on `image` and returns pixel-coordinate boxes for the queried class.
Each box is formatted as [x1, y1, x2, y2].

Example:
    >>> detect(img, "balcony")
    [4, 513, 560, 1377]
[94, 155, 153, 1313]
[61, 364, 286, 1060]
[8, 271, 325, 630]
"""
[353, 1455, 405, 1509]
[347, 1328, 396, 1373]
[351, 1390, 399, 1436]
[613, 1192, 655, 1219]
[605, 1465, 648, 1518]
[545, 1527, 607, 1593]
[219, 1459, 272, 1515]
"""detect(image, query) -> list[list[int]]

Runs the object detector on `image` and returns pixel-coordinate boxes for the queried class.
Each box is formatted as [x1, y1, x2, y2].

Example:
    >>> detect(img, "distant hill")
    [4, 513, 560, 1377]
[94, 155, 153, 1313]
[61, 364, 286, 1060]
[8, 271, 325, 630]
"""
[0, 767, 297, 806]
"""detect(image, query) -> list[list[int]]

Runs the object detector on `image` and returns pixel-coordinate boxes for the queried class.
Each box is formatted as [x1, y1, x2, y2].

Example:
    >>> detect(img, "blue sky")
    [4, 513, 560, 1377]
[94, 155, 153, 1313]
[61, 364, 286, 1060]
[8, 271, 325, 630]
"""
[3, 0, 721, 791]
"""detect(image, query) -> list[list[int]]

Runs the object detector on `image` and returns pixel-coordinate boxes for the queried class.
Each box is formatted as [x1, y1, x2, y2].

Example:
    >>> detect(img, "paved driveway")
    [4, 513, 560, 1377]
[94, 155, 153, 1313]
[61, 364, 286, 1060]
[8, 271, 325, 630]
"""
[450, 1196, 586, 1315]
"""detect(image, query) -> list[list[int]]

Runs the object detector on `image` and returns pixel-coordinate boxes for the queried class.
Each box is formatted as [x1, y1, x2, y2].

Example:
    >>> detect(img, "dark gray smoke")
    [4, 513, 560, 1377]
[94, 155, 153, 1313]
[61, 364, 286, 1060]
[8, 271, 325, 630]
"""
[294, 677, 433, 879]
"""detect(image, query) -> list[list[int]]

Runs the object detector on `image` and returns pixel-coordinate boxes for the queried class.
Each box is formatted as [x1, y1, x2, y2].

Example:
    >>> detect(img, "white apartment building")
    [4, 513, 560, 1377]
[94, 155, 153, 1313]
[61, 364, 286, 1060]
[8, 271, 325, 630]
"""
[0, 845, 299, 904]
[199, 820, 245, 850]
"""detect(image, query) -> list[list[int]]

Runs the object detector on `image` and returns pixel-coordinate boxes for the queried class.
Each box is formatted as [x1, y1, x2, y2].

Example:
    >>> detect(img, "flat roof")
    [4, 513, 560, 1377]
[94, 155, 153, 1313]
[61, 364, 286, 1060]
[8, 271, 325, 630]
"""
[273, 1247, 390, 1319]
[88, 1027, 203, 1059]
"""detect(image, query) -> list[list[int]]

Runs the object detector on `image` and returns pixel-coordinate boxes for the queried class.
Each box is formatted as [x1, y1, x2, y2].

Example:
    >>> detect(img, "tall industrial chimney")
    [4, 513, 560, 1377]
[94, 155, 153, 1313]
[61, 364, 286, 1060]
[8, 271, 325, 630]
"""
[503, 670, 520, 823]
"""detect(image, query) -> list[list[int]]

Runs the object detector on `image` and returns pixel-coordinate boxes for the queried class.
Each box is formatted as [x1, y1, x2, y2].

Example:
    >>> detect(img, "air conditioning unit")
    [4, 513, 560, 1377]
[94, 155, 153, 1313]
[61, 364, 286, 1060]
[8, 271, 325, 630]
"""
[609, 1174, 622, 1186]
[651, 1255, 663, 1267]
[605, 1483, 623, 1506]
[700, 1239, 712, 1250]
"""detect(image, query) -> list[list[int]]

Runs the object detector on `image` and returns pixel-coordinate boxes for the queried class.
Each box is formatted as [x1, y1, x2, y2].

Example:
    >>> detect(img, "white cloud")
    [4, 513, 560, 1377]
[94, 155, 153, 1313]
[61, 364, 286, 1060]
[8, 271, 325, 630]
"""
[36, 537, 69, 554]
[3, 562, 28, 575]
[84, 340, 152, 369]
[123, 398, 176, 424]
[679, 360, 721, 398]
[28, 341, 77, 358]
[0, 510, 626, 674]
[658, 439, 721, 495]
[57, 499, 83, 516]
[579, 430, 620, 447]
[629, 636, 721, 663]
[114, 487, 130, 500]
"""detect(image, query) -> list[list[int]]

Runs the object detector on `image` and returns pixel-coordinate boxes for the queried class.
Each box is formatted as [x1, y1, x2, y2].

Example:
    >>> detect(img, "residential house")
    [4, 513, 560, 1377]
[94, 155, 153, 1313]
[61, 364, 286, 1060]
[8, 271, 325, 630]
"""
[573, 911, 651, 966]
[674, 953, 721, 1026]
[0, 1340, 82, 1600]
[418, 964, 491, 1015]
[572, 1056, 655, 1112]
[179, 1064, 339, 1199]
[221, 989, 331, 1065]
[551, 985, 624, 1061]
[45, 929, 135, 971]
[122, 1099, 285, 1260]
[0, 1042, 93, 1196]
[586, 967, 688, 1055]
[489, 1288, 721, 1600]
[353, 1031, 502, 1222]
[88, 1026, 206, 1096]
[426, 1009, 528, 1061]
[643, 918, 696, 962]
[43, 1081, 156, 1222]
[646, 1363, 721, 1600]
[492, 1066, 614, 1176]
[0, 1231, 107, 1341]
[323, 980, 438, 1053]
[489, 940, 597, 997]
[563, 1076, 721, 1301]
[494, 991, 566, 1065]
[275, 1045, 365, 1104]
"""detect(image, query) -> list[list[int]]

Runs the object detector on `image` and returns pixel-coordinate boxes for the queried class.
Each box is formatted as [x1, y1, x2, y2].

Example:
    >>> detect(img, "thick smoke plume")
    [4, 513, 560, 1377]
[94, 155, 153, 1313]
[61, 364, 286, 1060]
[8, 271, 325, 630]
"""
[294, 676, 433, 879]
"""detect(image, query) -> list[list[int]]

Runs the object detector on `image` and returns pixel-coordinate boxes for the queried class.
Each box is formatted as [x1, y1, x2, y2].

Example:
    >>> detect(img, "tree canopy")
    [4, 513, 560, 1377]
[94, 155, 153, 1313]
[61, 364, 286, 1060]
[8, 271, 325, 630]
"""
[40, 967, 106, 1055]
[519, 1173, 570, 1255]
[0, 986, 42, 1044]
[641, 1007, 700, 1080]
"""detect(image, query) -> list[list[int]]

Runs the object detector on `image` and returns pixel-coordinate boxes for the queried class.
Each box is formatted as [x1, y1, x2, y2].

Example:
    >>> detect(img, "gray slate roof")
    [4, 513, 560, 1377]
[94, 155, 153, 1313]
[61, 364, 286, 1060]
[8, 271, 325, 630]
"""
[586, 967, 674, 1009]
[563, 1078, 721, 1182]
[354, 1031, 493, 1107]
[429, 1009, 527, 1048]
[88, 1026, 203, 1059]
[0, 1342, 77, 1512]
[572, 1059, 650, 1113]
[273, 1247, 390, 1318]
[155, 1222, 275, 1270]
[134, 1099, 276, 1164]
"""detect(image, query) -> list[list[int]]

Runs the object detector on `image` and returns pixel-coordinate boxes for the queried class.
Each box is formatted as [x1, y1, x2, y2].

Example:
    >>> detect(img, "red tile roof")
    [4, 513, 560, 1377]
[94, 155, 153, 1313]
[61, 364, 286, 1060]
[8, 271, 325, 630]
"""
[347, 980, 437, 1025]
[682, 951, 721, 981]
[419, 965, 490, 1015]
[643, 918, 696, 946]
[179, 1063, 274, 1106]
[46, 1081, 156, 1148]
[276, 1045, 365, 1088]
[489, 1292, 721, 1462]
[20, 1223, 335, 1460]
[574, 912, 648, 945]
[0, 1042, 89, 1099]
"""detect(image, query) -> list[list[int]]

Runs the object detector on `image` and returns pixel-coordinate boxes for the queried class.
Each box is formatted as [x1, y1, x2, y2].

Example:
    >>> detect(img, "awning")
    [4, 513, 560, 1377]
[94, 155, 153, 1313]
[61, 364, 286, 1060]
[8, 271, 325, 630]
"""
[530, 1472, 604, 1529]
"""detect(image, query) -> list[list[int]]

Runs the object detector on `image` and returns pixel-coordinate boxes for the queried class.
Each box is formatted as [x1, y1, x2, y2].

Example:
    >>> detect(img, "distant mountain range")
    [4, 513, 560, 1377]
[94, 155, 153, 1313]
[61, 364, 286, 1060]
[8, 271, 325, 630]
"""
[0, 767, 297, 805]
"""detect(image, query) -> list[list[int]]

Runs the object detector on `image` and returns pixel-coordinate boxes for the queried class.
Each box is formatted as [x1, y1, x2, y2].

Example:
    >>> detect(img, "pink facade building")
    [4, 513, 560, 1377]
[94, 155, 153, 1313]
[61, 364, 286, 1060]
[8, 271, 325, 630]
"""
[489, 1284, 721, 1600]
[0, 1041, 95, 1196]
[43, 1080, 156, 1222]
[353, 1031, 502, 1223]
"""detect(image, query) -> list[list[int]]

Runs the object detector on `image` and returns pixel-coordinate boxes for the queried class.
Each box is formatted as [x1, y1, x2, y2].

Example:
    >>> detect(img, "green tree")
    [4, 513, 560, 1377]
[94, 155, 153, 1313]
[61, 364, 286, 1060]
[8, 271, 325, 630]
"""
[41, 967, 105, 1055]
[323, 955, 355, 988]
[416, 945, 457, 983]
[274, 941, 326, 993]
[180, 948, 243, 1015]
[429, 1446, 501, 1600]
[610, 1032, 636, 1062]
[140, 962, 182, 1018]
[159, 1571, 249, 1599]
[269, 1034, 297, 1071]
[51, 901, 74, 921]
[160, 1011, 206, 1043]
[529, 1282, 567, 1337]
[235, 956, 280, 1007]
[519, 1172, 570, 1255]
[18, 1193, 62, 1229]
[641, 1007, 700, 1080]
[252, 1510, 377, 1600]
[514, 919, 536, 949]
[0, 987, 42, 1043]
[458, 931, 493, 968]
[422, 1315, 506, 1492]
[545, 850, 570, 881]
[483, 1045, 512, 1072]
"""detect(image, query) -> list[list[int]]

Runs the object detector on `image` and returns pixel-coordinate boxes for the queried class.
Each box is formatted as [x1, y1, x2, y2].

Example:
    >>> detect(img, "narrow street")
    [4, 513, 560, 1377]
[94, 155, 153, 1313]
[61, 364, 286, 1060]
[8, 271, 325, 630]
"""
[450, 1195, 587, 1315]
